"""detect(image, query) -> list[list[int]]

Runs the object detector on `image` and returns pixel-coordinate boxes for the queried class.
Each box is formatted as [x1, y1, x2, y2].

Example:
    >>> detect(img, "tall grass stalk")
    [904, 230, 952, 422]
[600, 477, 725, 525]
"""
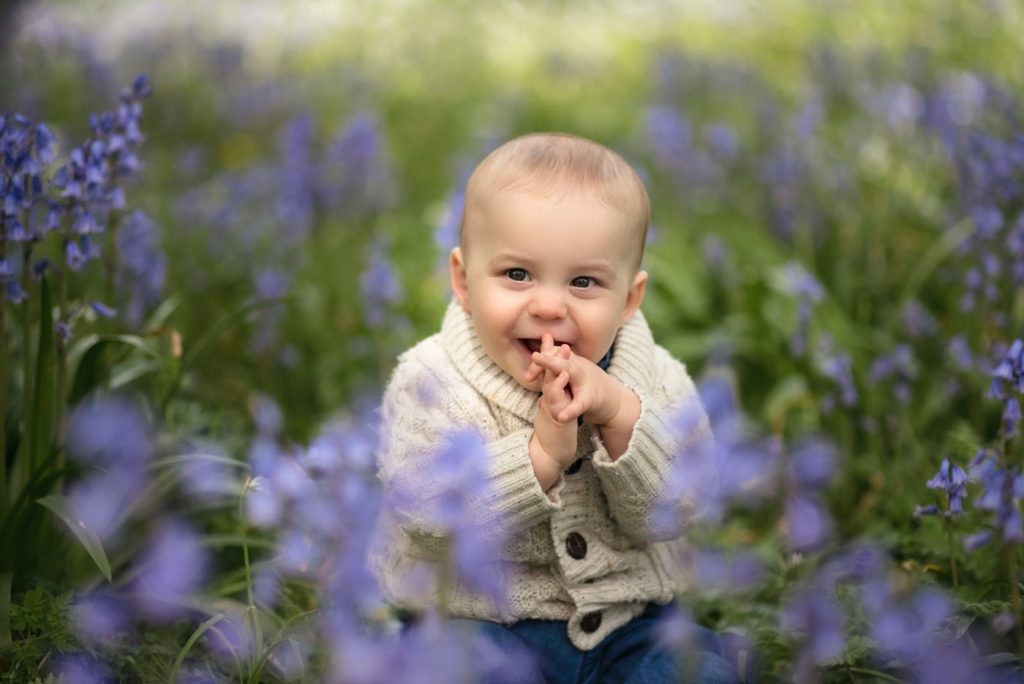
[0, 260, 7, 512]
[54, 241, 69, 468]
[20, 245, 32, 457]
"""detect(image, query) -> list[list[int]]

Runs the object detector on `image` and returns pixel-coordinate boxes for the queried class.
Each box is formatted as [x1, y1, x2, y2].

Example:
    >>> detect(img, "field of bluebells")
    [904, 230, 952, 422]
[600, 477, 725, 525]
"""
[3, 1, 1024, 682]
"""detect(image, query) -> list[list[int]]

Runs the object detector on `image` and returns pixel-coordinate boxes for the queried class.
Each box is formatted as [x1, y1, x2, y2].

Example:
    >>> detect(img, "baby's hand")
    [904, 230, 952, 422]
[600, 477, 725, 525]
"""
[528, 342, 624, 427]
[529, 335, 578, 482]
[530, 342, 641, 462]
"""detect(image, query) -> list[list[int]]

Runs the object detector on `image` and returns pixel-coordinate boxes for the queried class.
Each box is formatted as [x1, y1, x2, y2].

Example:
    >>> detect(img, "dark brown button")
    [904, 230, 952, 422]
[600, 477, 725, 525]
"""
[565, 532, 587, 559]
[565, 459, 583, 475]
[580, 611, 602, 633]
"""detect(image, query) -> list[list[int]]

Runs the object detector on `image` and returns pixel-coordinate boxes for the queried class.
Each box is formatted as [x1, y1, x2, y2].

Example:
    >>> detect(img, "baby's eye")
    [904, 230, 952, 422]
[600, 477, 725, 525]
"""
[570, 276, 595, 288]
[506, 268, 529, 282]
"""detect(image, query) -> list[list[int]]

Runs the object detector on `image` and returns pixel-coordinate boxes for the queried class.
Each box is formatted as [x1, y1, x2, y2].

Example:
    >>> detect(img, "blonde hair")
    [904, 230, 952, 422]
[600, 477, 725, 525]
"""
[459, 132, 650, 270]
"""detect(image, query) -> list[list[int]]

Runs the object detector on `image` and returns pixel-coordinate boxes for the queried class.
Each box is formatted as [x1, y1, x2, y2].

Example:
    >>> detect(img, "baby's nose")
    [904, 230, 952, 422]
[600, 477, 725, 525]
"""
[528, 287, 567, 320]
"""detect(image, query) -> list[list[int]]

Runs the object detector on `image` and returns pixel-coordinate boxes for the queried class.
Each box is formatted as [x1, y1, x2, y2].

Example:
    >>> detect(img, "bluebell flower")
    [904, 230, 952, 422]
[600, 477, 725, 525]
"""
[49, 653, 112, 683]
[70, 591, 129, 643]
[1004, 397, 1022, 437]
[89, 301, 117, 318]
[132, 519, 209, 621]
[784, 494, 832, 551]
[115, 210, 166, 327]
[781, 583, 845, 682]
[360, 233, 404, 328]
[67, 394, 152, 467]
[706, 123, 739, 160]
[925, 457, 970, 516]
[901, 299, 938, 337]
[991, 338, 1024, 399]
[646, 105, 691, 181]
[788, 438, 837, 491]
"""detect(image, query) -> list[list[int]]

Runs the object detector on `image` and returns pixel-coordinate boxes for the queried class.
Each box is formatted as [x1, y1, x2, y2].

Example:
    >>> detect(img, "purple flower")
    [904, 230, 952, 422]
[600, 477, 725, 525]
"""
[71, 592, 130, 643]
[49, 653, 112, 683]
[991, 339, 1024, 399]
[67, 394, 152, 468]
[788, 439, 837, 491]
[926, 457, 970, 516]
[115, 210, 166, 327]
[387, 428, 508, 602]
[89, 301, 117, 318]
[1004, 397, 1022, 437]
[781, 584, 845, 681]
[68, 469, 146, 543]
[784, 494, 832, 551]
[133, 520, 209, 621]
[360, 234, 404, 327]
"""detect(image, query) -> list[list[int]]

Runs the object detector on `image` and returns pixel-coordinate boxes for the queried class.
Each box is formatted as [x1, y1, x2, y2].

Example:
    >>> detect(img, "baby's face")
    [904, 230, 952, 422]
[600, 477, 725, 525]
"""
[450, 188, 647, 391]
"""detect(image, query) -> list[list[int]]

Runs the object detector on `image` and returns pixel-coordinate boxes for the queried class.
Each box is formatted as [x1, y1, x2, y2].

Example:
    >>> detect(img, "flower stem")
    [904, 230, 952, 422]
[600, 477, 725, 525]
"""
[947, 514, 958, 589]
[0, 245, 7, 514]
[20, 244, 32, 459]
[53, 246, 68, 470]
[1010, 548, 1024, 661]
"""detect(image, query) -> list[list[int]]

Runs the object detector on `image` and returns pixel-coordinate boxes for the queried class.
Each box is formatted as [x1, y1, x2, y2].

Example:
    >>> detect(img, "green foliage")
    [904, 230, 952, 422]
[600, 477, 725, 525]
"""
[1, 587, 77, 684]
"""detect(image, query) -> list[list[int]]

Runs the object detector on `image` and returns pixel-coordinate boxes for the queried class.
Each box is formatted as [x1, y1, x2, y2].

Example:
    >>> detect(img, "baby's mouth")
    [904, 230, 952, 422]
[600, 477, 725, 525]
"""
[518, 338, 570, 355]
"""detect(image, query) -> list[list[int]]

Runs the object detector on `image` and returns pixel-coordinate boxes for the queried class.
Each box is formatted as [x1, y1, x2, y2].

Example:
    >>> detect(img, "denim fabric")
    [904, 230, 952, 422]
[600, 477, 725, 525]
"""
[453, 602, 741, 684]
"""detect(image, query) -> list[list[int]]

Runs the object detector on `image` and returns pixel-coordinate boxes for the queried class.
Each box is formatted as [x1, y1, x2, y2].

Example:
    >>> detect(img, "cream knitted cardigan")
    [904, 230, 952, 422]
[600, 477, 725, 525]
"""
[370, 301, 711, 650]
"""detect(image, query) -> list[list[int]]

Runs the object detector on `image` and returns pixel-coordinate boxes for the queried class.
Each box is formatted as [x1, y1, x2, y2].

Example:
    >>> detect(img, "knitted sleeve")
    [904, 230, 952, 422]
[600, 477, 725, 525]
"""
[590, 347, 711, 542]
[377, 346, 562, 555]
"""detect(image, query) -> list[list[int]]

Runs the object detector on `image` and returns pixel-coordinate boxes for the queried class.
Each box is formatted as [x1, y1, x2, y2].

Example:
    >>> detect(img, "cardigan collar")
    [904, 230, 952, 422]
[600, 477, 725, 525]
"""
[439, 300, 658, 421]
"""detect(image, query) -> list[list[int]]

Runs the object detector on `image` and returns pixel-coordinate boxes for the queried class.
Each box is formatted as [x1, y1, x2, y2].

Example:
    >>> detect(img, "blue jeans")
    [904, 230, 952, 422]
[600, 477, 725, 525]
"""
[452, 603, 741, 684]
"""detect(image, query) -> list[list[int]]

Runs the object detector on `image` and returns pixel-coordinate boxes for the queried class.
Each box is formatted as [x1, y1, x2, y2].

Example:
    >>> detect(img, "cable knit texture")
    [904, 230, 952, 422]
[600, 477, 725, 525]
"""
[370, 300, 712, 650]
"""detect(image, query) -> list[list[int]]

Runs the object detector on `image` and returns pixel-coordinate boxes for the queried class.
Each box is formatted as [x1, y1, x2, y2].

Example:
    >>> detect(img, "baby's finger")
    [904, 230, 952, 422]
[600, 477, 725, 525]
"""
[558, 343, 572, 359]
[558, 396, 588, 423]
[524, 361, 543, 382]
[540, 333, 555, 354]
[531, 351, 571, 374]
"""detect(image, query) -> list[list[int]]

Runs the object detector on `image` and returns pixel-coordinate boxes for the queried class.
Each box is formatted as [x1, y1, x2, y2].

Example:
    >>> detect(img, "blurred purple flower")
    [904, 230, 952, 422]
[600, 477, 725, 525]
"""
[66, 394, 152, 468]
[320, 111, 396, 215]
[115, 210, 166, 327]
[784, 494, 832, 551]
[647, 105, 691, 180]
[49, 653, 112, 684]
[249, 393, 283, 436]
[132, 520, 209, 621]
[203, 611, 255, 665]
[781, 584, 845, 682]
[176, 443, 241, 504]
[901, 299, 938, 337]
[68, 469, 145, 543]
[788, 438, 837, 491]
[360, 233, 404, 327]
[71, 591, 130, 644]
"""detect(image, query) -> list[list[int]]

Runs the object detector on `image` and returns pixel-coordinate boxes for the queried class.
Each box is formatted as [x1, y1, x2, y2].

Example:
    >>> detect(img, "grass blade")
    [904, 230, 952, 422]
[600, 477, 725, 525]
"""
[28, 276, 54, 476]
[37, 494, 112, 582]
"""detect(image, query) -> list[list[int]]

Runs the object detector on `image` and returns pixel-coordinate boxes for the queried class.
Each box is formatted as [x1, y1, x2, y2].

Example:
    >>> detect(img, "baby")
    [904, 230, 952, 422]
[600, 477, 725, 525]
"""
[372, 133, 738, 683]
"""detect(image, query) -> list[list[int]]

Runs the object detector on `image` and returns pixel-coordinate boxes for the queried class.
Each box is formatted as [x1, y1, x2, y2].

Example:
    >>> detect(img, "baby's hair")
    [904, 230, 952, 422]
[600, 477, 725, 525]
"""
[459, 132, 650, 271]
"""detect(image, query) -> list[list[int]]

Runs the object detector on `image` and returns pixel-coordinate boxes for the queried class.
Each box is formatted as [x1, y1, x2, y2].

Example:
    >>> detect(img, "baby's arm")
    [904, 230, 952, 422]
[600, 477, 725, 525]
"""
[528, 335, 577, 490]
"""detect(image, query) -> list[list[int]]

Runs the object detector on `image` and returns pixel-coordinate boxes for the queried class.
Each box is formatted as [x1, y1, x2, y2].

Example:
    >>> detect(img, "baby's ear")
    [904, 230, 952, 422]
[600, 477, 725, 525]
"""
[621, 270, 648, 324]
[449, 247, 471, 312]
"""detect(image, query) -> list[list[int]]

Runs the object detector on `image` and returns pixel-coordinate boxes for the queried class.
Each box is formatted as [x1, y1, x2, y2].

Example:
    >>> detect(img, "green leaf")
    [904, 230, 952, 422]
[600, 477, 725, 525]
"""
[69, 335, 163, 405]
[37, 494, 112, 582]
[168, 613, 226, 684]
[142, 294, 181, 330]
[28, 276, 54, 475]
